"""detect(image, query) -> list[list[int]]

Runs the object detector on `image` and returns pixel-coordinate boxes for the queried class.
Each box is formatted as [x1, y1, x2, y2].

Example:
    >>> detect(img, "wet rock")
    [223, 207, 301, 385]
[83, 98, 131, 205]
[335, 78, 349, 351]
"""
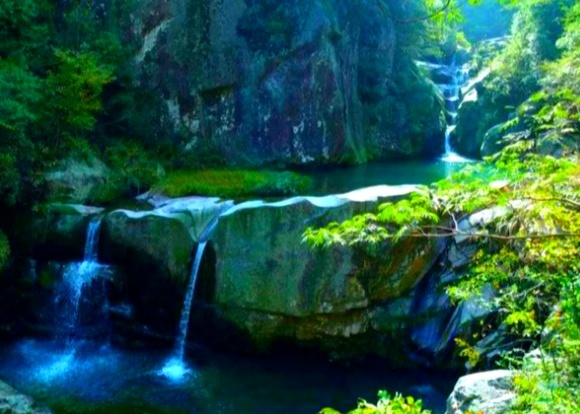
[453, 66, 502, 158]
[212, 186, 426, 317]
[0, 380, 51, 414]
[102, 197, 232, 283]
[446, 370, 515, 414]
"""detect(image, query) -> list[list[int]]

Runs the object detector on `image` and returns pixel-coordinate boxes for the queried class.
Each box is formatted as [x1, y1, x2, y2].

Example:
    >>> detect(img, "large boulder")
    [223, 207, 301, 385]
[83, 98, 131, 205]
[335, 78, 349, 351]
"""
[453, 67, 501, 159]
[203, 186, 448, 361]
[125, 0, 444, 166]
[446, 370, 515, 414]
[212, 186, 436, 317]
[20, 187, 461, 364]
[0, 380, 51, 414]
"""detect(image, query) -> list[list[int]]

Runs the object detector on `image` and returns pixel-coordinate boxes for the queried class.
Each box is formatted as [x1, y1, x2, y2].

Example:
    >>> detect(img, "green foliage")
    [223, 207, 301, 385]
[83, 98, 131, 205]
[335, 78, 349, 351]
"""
[44, 49, 115, 147]
[305, 144, 580, 411]
[154, 169, 311, 199]
[96, 140, 165, 202]
[0, 230, 9, 272]
[0, 0, 51, 58]
[482, 0, 568, 106]
[320, 390, 431, 414]
[0, 60, 42, 134]
[0, 0, 141, 208]
[526, 2, 580, 152]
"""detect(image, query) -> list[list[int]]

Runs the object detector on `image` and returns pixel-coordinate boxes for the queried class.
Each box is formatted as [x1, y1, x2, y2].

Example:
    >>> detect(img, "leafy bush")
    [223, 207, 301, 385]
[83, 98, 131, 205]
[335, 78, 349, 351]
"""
[319, 390, 431, 414]
[154, 169, 311, 199]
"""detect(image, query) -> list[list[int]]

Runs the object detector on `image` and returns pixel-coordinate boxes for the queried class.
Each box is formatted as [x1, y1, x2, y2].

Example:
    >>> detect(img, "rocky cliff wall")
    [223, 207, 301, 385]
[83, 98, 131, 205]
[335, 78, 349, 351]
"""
[129, 0, 444, 166]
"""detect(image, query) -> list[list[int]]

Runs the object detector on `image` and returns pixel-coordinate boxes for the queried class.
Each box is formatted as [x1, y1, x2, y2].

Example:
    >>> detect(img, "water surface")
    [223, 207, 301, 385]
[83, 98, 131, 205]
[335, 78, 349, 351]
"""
[306, 160, 467, 195]
[0, 340, 457, 414]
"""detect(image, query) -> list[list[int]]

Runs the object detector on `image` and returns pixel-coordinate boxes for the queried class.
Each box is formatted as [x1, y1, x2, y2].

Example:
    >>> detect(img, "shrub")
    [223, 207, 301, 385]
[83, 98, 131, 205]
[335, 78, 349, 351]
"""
[319, 390, 431, 414]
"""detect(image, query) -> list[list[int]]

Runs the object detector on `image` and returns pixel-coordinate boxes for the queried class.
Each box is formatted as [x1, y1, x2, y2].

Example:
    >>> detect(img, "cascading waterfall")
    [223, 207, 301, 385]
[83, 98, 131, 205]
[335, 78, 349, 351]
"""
[439, 58, 472, 163]
[41, 217, 109, 380]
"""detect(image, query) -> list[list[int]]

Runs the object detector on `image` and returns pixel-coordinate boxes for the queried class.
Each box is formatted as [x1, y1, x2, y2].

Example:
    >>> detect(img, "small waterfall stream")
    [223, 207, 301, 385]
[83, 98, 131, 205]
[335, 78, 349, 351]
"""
[61, 218, 103, 332]
[438, 58, 472, 163]
[160, 209, 227, 381]
[175, 241, 208, 362]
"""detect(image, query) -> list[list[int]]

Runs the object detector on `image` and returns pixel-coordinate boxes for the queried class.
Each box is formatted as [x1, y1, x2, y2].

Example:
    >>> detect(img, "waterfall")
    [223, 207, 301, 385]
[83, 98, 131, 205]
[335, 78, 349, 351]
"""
[160, 212, 225, 381]
[439, 58, 472, 163]
[62, 219, 103, 320]
[41, 217, 108, 380]
[175, 241, 208, 362]
[83, 218, 101, 262]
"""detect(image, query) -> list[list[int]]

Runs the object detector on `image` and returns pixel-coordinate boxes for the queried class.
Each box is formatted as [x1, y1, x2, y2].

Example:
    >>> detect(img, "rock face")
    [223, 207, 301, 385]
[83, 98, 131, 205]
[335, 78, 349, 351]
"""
[0, 380, 51, 414]
[208, 187, 447, 360]
[446, 370, 515, 414]
[453, 39, 511, 158]
[127, 0, 444, 166]
[453, 68, 497, 159]
[23, 187, 462, 364]
[99, 187, 456, 363]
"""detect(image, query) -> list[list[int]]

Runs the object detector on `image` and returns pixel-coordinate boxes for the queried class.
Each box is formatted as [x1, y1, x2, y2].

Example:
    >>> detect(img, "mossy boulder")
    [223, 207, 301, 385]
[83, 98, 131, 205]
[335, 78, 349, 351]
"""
[453, 67, 507, 159]
[208, 187, 445, 360]
[481, 123, 508, 157]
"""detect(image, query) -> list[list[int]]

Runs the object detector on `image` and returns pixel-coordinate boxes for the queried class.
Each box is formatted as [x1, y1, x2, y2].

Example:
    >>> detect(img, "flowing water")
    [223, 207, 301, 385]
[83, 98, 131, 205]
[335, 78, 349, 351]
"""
[160, 241, 210, 381]
[0, 166, 468, 413]
[55, 218, 106, 341]
[44, 217, 111, 378]
[439, 59, 475, 163]
[160, 212, 226, 382]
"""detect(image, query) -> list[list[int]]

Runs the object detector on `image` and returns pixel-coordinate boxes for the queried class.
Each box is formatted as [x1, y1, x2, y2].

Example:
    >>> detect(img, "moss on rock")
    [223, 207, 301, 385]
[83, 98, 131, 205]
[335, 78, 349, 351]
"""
[153, 169, 311, 199]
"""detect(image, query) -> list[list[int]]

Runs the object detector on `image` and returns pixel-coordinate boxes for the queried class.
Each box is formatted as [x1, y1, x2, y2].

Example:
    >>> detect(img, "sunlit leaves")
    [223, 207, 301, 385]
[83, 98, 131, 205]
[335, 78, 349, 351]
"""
[305, 146, 580, 409]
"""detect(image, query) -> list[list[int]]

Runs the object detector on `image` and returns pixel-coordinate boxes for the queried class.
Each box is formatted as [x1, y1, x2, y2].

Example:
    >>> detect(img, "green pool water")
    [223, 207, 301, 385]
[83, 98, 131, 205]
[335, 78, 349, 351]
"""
[305, 159, 469, 195]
